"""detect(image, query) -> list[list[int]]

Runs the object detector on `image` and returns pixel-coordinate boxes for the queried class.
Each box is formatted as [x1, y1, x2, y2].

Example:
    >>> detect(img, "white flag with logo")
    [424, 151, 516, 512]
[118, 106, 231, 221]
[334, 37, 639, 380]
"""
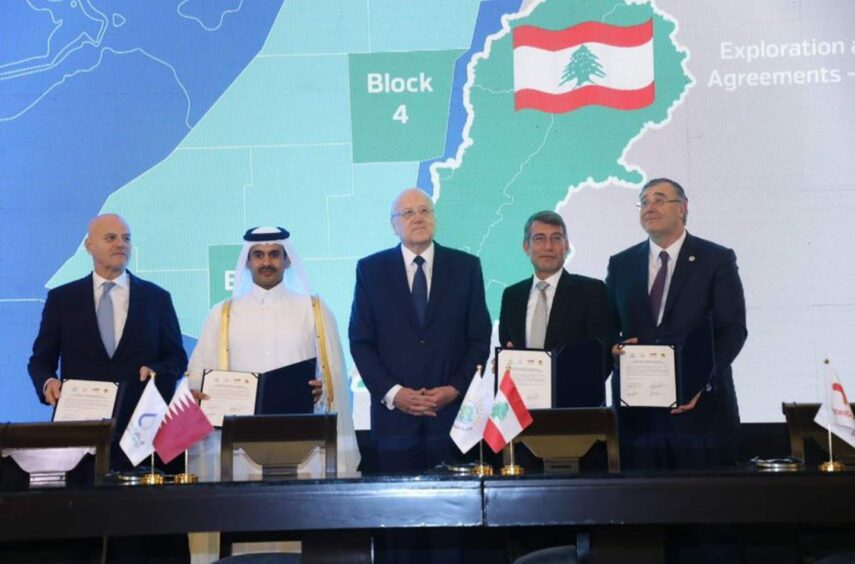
[450, 366, 495, 454]
[120, 378, 169, 466]
[814, 364, 855, 449]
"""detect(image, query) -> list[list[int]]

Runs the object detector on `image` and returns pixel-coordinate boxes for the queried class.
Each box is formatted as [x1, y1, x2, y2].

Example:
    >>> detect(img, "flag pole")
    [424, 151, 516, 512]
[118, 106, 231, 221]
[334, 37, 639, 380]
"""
[141, 451, 164, 485]
[820, 359, 845, 472]
[174, 449, 198, 484]
[173, 372, 200, 484]
[501, 440, 524, 476]
[470, 365, 493, 477]
[140, 371, 165, 485]
[472, 439, 493, 477]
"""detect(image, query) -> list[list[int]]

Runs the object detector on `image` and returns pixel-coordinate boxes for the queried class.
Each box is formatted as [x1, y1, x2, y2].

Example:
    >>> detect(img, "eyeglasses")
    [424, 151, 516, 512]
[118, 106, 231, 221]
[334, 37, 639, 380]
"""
[636, 197, 682, 209]
[529, 233, 566, 246]
[392, 206, 434, 221]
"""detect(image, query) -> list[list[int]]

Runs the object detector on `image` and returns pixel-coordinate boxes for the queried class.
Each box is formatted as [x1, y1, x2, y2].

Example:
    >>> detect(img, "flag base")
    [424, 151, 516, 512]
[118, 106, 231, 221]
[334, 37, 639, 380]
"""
[500, 464, 524, 476]
[471, 463, 494, 477]
[819, 460, 845, 472]
[173, 472, 199, 484]
[140, 473, 165, 485]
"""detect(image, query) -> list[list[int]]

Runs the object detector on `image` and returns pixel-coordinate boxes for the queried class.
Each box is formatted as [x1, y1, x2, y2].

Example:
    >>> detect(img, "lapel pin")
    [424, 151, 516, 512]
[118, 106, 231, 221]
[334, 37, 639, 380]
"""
[688, 256, 696, 262]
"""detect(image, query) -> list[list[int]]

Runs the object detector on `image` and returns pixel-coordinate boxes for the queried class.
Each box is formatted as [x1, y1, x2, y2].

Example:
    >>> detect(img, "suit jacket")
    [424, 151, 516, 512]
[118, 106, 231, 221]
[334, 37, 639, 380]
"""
[28, 272, 187, 446]
[499, 269, 615, 362]
[349, 242, 492, 439]
[606, 232, 747, 433]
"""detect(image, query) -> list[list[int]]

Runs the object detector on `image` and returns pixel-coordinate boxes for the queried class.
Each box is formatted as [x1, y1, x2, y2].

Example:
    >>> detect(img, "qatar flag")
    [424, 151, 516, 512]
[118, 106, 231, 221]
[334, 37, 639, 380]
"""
[153, 378, 213, 464]
[513, 19, 655, 113]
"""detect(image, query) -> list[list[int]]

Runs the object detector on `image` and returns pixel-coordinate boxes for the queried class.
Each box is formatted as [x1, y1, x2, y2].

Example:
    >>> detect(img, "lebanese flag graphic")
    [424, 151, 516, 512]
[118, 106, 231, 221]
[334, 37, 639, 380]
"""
[483, 367, 533, 453]
[513, 19, 655, 113]
[153, 377, 213, 464]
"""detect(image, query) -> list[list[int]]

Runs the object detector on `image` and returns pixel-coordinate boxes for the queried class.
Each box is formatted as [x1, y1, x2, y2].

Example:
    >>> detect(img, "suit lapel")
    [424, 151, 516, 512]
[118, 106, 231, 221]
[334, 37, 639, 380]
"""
[423, 243, 447, 328]
[661, 233, 695, 325]
[76, 274, 107, 356]
[629, 242, 655, 327]
[545, 270, 571, 347]
[113, 272, 137, 359]
[509, 281, 529, 347]
[386, 246, 420, 328]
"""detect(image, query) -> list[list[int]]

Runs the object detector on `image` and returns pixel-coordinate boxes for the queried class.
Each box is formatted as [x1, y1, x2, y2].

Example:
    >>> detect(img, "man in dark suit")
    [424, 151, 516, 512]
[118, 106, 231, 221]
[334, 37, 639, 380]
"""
[349, 188, 492, 475]
[607, 178, 747, 470]
[23, 214, 189, 563]
[28, 213, 187, 469]
[499, 210, 613, 370]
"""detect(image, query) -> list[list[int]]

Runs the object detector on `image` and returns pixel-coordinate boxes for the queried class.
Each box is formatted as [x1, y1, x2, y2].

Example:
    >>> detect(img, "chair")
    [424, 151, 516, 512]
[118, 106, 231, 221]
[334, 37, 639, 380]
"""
[782, 402, 855, 467]
[219, 414, 337, 559]
[0, 420, 114, 485]
[509, 407, 620, 474]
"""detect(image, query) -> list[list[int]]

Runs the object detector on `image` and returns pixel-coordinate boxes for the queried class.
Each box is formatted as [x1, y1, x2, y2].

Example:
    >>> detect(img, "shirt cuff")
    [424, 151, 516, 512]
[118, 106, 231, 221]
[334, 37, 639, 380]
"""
[383, 384, 402, 411]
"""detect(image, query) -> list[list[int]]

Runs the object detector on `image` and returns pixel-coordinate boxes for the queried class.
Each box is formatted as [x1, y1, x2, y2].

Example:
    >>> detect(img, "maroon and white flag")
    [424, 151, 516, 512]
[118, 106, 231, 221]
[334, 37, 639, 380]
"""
[513, 19, 655, 113]
[814, 364, 855, 449]
[153, 377, 213, 463]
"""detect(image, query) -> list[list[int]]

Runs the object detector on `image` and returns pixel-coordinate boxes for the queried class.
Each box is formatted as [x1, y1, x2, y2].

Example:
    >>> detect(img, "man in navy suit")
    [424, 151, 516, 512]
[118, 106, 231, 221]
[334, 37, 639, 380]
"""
[349, 188, 492, 474]
[349, 188, 491, 563]
[499, 210, 613, 371]
[28, 214, 187, 469]
[607, 178, 747, 470]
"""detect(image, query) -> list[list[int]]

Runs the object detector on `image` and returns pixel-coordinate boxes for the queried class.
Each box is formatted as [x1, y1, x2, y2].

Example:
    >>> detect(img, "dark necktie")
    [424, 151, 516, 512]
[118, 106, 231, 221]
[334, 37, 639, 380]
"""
[412, 255, 427, 325]
[649, 250, 669, 324]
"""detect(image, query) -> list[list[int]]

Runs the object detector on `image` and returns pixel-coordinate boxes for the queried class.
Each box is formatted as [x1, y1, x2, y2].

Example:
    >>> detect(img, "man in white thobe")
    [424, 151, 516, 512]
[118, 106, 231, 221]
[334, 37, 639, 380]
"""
[187, 226, 360, 562]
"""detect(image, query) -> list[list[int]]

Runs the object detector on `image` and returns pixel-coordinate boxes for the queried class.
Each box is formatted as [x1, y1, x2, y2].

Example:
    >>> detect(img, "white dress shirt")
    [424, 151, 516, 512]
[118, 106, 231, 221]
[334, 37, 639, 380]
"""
[400, 242, 434, 296]
[383, 242, 436, 410]
[43, 271, 130, 394]
[648, 229, 687, 325]
[92, 270, 130, 348]
[524, 268, 564, 347]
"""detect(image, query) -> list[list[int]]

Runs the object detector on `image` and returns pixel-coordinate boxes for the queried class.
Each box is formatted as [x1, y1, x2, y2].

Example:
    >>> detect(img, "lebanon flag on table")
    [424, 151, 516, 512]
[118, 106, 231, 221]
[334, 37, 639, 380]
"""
[513, 19, 655, 113]
[153, 377, 214, 463]
[483, 367, 533, 453]
[814, 363, 855, 449]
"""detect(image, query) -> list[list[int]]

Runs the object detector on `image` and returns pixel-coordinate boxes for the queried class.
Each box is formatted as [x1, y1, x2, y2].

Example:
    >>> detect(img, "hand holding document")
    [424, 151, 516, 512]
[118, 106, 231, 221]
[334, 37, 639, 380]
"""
[619, 345, 677, 408]
[200, 370, 259, 427]
[496, 348, 553, 409]
[52, 379, 118, 422]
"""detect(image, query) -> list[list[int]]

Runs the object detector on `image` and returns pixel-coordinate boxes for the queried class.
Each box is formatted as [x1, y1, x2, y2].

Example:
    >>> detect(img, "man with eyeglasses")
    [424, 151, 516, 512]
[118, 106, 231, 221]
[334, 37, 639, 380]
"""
[349, 188, 491, 562]
[499, 211, 613, 373]
[606, 178, 747, 471]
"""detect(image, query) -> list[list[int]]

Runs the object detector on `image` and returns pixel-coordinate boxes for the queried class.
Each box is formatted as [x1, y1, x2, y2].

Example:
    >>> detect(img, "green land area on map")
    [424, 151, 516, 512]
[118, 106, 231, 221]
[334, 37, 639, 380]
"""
[433, 0, 691, 317]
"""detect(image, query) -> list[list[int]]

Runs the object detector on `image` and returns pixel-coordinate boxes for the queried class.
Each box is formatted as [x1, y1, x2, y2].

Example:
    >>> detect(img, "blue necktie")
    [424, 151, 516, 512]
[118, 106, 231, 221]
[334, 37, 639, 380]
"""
[412, 255, 427, 325]
[98, 281, 116, 357]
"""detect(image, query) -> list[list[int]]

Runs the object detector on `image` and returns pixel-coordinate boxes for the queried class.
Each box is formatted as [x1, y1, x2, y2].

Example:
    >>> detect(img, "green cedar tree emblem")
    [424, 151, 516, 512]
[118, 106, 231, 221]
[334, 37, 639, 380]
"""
[491, 402, 509, 421]
[456, 404, 475, 424]
[560, 45, 606, 88]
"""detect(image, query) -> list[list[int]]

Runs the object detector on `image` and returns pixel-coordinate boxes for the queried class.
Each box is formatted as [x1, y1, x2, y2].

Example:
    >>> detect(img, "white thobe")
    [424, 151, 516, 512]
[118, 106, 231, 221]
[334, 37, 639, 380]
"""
[186, 283, 360, 562]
